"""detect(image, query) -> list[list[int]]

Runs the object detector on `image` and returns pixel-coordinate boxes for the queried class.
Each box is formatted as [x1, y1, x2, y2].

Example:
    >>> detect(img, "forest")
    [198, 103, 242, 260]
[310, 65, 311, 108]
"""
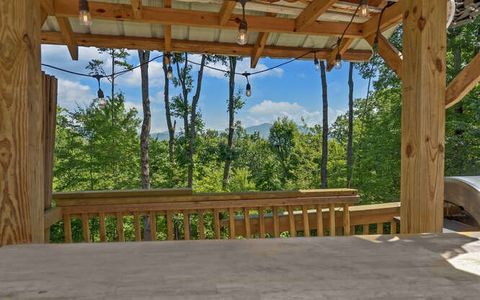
[53, 22, 479, 211]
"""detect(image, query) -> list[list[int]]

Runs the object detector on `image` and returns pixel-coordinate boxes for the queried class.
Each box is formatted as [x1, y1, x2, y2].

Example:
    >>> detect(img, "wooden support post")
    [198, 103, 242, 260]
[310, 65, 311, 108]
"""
[329, 204, 336, 236]
[400, 0, 446, 234]
[342, 204, 350, 236]
[0, 0, 44, 246]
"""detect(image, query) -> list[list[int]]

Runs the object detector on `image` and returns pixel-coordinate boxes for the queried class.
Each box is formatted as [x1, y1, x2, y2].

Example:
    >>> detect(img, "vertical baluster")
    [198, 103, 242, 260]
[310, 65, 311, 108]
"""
[302, 206, 310, 237]
[273, 207, 280, 238]
[166, 211, 174, 240]
[244, 208, 251, 238]
[316, 205, 324, 237]
[214, 209, 221, 239]
[259, 207, 265, 238]
[343, 204, 350, 236]
[183, 211, 190, 240]
[133, 212, 141, 242]
[363, 224, 369, 235]
[99, 212, 106, 242]
[229, 208, 236, 239]
[391, 221, 397, 235]
[116, 212, 125, 242]
[150, 212, 157, 241]
[81, 213, 90, 242]
[198, 210, 205, 240]
[64, 214, 72, 243]
[351, 225, 355, 235]
[377, 223, 384, 234]
[329, 204, 336, 237]
[288, 206, 296, 237]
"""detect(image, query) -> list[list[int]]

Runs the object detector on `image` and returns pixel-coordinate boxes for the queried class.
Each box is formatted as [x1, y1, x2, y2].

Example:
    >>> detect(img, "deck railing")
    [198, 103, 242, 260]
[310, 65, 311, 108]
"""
[44, 189, 400, 243]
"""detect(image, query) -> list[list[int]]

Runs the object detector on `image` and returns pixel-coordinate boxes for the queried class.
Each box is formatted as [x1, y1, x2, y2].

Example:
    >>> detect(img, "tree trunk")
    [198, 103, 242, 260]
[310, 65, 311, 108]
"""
[188, 55, 207, 188]
[223, 56, 237, 190]
[320, 61, 328, 189]
[138, 50, 152, 240]
[347, 62, 354, 187]
[162, 53, 176, 162]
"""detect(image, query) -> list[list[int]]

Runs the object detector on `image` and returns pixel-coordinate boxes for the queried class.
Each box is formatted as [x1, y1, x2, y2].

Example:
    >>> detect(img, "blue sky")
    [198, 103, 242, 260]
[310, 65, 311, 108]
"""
[41, 45, 370, 133]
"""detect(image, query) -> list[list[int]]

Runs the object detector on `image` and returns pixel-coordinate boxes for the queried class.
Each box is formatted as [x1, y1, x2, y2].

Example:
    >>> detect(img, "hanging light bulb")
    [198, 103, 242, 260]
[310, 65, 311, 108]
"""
[236, 0, 249, 45]
[246, 82, 252, 97]
[237, 21, 248, 45]
[167, 65, 174, 80]
[94, 74, 105, 108]
[334, 53, 342, 70]
[79, 0, 92, 26]
[359, 0, 369, 18]
[313, 52, 320, 71]
[98, 95, 107, 109]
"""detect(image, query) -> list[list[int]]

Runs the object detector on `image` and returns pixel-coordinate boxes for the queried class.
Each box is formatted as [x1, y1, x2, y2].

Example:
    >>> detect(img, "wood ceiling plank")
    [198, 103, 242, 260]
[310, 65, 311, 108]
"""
[295, 0, 337, 32]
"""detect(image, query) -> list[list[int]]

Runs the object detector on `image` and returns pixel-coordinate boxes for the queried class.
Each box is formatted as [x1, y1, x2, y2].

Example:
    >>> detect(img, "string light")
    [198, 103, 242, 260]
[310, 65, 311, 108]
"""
[237, 0, 249, 45]
[359, 0, 369, 18]
[334, 53, 342, 70]
[313, 52, 320, 71]
[79, 0, 92, 26]
[94, 74, 106, 108]
[243, 73, 252, 97]
[167, 65, 174, 80]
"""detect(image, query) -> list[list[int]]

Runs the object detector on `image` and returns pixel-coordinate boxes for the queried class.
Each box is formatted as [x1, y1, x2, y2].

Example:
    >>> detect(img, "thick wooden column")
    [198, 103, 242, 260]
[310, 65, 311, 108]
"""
[400, 0, 447, 233]
[0, 0, 44, 245]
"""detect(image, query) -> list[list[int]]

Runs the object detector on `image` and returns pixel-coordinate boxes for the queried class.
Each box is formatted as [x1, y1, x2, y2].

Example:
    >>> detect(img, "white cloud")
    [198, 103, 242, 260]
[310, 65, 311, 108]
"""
[116, 61, 165, 87]
[57, 79, 95, 109]
[245, 100, 344, 127]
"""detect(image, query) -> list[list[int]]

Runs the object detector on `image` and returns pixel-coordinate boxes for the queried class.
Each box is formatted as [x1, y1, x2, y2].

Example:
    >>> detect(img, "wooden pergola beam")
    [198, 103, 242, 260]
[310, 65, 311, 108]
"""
[445, 52, 480, 108]
[400, 0, 446, 234]
[52, 0, 364, 38]
[362, 0, 403, 38]
[56, 17, 79, 60]
[131, 0, 143, 19]
[295, 0, 337, 32]
[326, 38, 354, 71]
[219, 0, 237, 26]
[251, 32, 270, 68]
[365, 34, 402, 77]
[41, 32, 373, 61]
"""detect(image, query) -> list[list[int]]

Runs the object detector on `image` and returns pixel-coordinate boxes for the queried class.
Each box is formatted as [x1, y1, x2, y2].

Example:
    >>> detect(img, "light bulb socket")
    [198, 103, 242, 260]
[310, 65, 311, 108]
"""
[79, 0, 89, 11]
[97, 88, 105, 100]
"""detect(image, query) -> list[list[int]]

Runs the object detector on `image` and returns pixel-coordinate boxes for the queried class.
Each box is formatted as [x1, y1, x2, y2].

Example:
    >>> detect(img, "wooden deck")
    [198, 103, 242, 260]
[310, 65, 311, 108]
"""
[2, 233, 480, 299]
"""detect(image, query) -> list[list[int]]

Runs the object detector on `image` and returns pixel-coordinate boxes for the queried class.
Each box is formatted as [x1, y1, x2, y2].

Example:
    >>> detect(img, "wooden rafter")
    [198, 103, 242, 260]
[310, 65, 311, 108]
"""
[41, 0, 78, 60]
[445, 52, 480, 108]
[219, 0, 237, 26]
[251, 32, 270, 68]
[362, 0, 403, 38]
[365, 34, 402, 77]
[131, 0, 143, 19]
[52, 0, 364, 38]
[326, 38, 354, 71]
[295, 0, 337, 32]
[41, 32, 373, 62]
[56, 17, 78, 60]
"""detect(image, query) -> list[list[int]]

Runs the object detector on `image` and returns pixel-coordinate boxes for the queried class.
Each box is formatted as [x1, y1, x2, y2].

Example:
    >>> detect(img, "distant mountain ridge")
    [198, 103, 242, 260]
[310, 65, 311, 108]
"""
[151, 122, 311, 141]
[152, 123, 273, 141]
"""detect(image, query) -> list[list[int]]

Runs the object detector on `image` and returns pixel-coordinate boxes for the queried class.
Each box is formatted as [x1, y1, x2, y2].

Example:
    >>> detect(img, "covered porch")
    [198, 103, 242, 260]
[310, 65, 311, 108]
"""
[1, 0, 480, 298]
